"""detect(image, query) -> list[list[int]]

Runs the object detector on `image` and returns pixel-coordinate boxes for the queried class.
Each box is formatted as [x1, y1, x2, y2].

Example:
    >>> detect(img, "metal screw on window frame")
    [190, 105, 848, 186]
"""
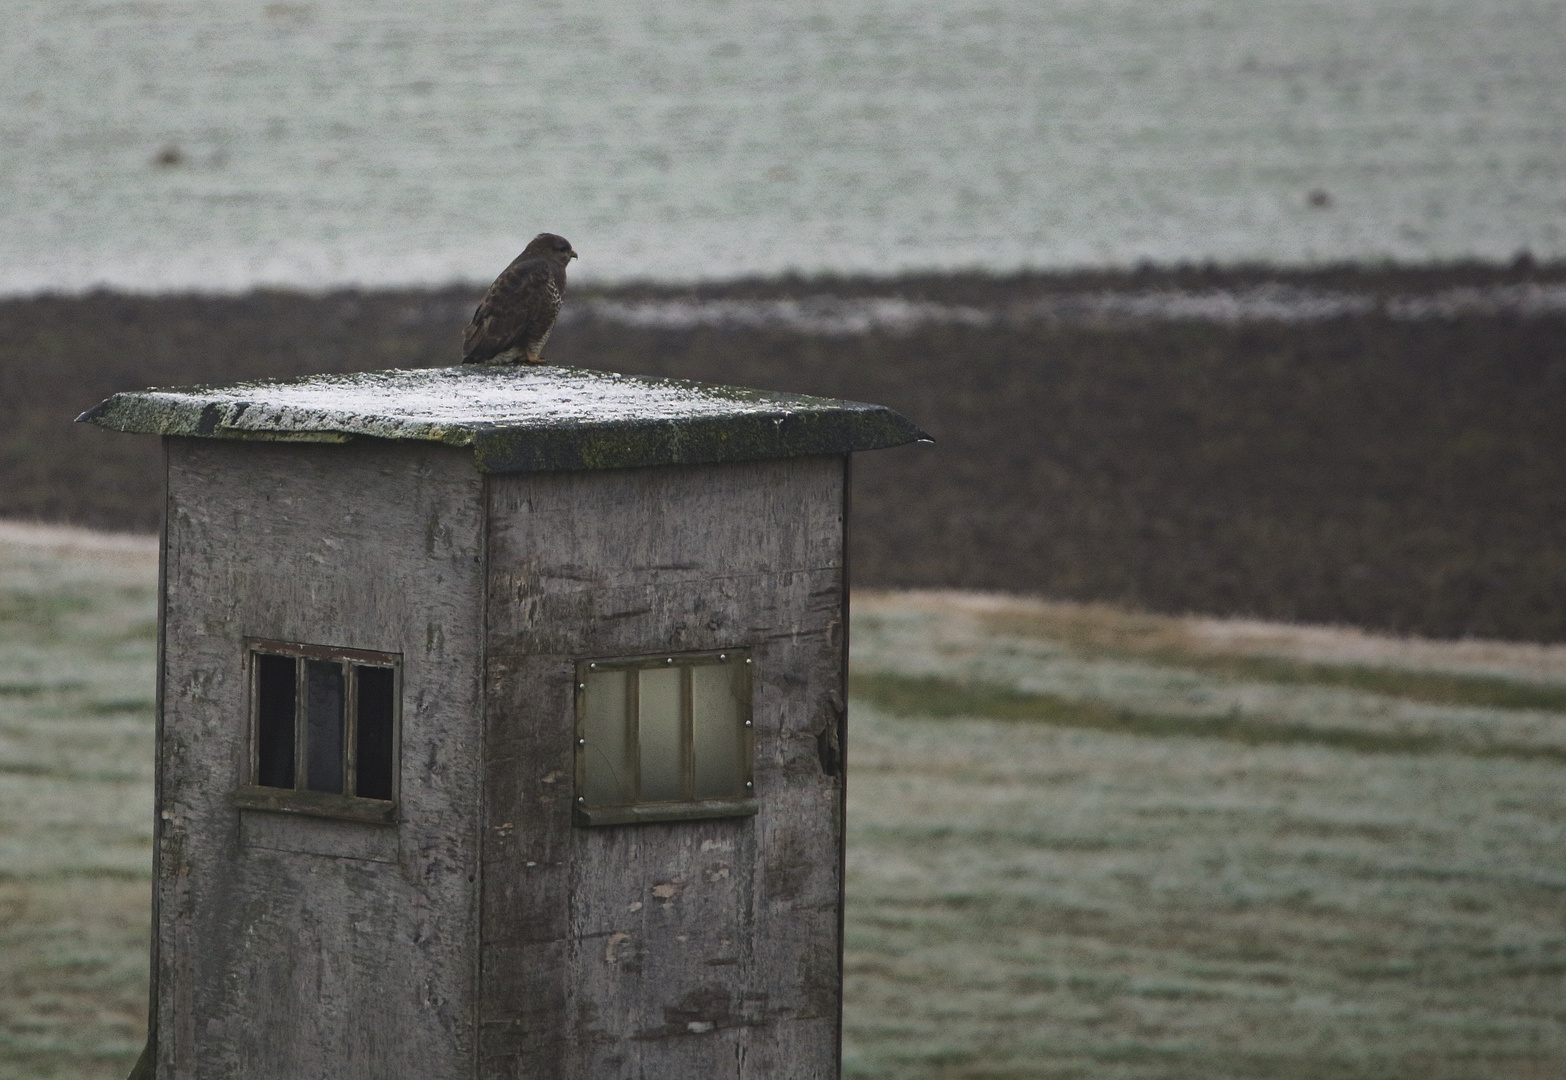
[745, 781, 754, 789]
[588, 663, 597, 670]
[578, 738, 585, 746]
[577, 683, 585, 690]
[665, 657, 674, 664]
[743, 720, 752, 727]
[719, 653, 727, 661]
[577, 796, 585, 803]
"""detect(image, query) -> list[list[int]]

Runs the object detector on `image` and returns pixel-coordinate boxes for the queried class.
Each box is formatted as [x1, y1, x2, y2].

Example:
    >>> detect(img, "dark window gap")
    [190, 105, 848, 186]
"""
[255, 654, 296, 789]
[354, 665, 396, 801]
[304, 660, 345, 794]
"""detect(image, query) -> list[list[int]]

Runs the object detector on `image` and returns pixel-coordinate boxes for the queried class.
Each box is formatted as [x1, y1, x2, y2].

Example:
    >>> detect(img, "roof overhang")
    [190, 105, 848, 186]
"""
[79, 365, 930, 474]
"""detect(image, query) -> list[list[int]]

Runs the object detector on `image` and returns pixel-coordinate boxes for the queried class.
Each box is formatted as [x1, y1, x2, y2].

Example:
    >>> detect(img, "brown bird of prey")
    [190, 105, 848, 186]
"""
[461, 233, 578, 364]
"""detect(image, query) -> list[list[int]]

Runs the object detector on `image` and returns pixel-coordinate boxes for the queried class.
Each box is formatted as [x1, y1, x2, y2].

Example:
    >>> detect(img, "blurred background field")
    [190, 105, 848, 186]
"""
[7, 261, 1566, 642]
[5, 525, 1564, 1080]
[0, 525, 156, 1080]
[7, 1, 1566, 1076]
[5, 0, 1563, 293]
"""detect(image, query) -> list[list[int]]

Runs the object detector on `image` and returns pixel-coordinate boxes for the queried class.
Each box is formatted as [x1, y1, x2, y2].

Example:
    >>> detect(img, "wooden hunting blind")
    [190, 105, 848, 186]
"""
[81, 365, 924, 1080]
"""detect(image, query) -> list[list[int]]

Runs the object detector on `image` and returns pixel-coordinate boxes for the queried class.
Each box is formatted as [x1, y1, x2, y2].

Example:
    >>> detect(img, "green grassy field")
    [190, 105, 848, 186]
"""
[3, 528, 1565, 1079]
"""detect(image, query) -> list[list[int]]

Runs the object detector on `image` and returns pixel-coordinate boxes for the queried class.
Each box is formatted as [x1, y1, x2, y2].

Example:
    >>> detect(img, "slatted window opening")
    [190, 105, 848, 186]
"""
[574, 650, 755, 826]
[234, 640, 401, 822]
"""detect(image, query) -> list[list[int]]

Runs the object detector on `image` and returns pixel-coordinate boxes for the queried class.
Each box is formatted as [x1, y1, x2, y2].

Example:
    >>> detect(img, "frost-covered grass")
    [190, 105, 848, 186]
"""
[0, 524, 156, 1080]
[844, 592, 1566, 1079]
[4, 539, 1566, 1079]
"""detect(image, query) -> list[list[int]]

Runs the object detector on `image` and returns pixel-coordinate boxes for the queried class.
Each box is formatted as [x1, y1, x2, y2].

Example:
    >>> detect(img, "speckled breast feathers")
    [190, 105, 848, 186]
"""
[462, 233, 577, 365]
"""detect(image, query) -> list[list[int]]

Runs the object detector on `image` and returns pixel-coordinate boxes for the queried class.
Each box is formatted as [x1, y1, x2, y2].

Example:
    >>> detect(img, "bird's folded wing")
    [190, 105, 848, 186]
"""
[463, 256, 555, 362]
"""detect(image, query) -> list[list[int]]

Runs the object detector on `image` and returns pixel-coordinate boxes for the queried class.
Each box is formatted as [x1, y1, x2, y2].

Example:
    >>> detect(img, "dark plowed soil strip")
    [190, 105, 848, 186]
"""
[5, 260, 1565, 639]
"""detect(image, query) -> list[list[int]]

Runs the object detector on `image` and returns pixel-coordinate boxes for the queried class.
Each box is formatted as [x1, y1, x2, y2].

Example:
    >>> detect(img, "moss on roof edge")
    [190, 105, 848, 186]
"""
[76, 373, 929, 473]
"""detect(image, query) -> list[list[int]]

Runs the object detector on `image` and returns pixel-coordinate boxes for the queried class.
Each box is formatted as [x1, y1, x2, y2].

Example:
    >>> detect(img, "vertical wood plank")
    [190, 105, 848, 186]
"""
[147, 437, 169, 1076]
[482, 456, 847, 1080]
[155, 438, 486, 1079]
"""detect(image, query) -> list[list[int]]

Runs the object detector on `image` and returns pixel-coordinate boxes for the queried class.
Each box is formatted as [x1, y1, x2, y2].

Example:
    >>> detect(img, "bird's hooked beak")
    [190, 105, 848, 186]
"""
[568, 249, 579, 260]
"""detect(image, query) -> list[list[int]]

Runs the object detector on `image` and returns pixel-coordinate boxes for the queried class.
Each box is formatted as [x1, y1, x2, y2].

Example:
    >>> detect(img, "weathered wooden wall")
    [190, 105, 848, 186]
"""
[481, 456, 848, 1079]
[156, 438, 486, 1079]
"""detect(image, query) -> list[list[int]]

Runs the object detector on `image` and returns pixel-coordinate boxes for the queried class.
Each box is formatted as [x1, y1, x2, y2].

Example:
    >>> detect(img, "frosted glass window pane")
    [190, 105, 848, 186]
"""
[583, 670, 631, 807]
[638, 667, 683, 802]
[691, 663, 742, 799]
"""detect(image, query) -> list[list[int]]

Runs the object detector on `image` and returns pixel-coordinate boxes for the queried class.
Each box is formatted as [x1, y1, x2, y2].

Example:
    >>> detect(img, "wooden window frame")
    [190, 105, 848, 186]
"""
[231, 639, 402, 824]
[573, 649, 757, 827]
